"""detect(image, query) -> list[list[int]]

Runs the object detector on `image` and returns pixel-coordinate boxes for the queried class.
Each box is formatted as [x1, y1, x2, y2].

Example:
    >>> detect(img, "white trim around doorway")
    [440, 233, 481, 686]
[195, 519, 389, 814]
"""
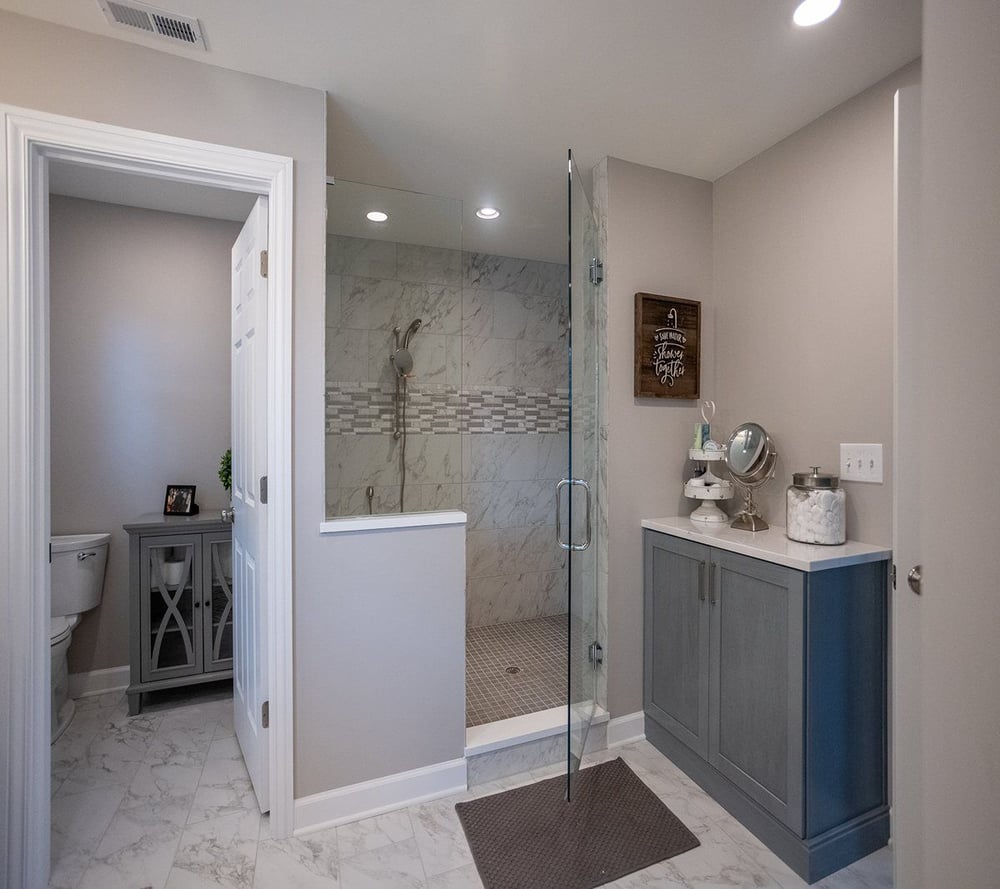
[0, 104, 296, 888]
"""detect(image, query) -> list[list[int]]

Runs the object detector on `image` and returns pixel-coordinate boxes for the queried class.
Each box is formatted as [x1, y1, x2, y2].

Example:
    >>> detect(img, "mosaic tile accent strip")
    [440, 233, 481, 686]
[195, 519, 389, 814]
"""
[466, 614, 567, 727]
[325, 383, 570, 435]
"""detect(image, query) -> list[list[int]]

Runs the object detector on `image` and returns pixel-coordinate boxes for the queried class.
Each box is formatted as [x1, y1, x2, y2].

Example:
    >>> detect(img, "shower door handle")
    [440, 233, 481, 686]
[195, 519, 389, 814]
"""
[556, 478, 592, 552]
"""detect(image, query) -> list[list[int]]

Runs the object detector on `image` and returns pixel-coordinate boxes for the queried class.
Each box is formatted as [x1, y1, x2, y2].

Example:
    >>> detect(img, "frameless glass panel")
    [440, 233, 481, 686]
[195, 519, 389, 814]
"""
[205, 535, 234, 671]
[142, 540, 198, 680]
[566, 150, 602, 797]
[325, 180, 463, 517]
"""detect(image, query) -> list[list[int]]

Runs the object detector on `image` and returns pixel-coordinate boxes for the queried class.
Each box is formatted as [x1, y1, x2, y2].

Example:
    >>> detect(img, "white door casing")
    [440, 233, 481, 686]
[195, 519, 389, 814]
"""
[0, 105, 295, 889]
[891, 84, 923, 889]
[232, 196, 270, 812]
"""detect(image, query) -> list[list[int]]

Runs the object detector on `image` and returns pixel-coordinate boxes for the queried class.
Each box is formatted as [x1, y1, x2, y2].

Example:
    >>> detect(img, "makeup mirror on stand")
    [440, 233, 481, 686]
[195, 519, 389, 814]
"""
[725, 422, 777, 531]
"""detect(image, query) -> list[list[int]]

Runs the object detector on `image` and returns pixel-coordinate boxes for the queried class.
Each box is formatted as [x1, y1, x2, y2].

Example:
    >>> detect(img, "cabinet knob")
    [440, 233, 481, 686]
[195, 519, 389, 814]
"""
[194, 601, 201, 608]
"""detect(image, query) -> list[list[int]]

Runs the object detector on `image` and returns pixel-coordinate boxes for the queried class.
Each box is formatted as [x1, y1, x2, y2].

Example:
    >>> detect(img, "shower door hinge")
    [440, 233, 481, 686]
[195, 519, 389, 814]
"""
[588, 641, 604, 667]
[261, 700, 269, 729]
[260, 249, 268, 278]
[589, 257, 604, 285]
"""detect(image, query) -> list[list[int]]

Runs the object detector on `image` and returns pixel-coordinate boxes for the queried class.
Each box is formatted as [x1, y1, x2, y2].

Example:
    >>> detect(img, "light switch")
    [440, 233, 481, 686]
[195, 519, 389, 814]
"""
[840, 443, 883, 483]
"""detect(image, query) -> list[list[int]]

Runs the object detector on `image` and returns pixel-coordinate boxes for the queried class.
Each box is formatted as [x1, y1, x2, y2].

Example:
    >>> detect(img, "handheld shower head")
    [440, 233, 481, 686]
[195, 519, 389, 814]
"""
[402, 318, 422, 349]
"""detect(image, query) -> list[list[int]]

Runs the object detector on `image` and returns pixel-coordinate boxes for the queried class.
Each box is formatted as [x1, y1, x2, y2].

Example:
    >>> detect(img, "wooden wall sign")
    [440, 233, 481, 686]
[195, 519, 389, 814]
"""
[634, 292, 701, 399]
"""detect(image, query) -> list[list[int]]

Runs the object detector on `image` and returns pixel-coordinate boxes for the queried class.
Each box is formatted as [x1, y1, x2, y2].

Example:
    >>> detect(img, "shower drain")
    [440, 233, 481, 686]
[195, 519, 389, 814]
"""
[505, 665, 521, 675]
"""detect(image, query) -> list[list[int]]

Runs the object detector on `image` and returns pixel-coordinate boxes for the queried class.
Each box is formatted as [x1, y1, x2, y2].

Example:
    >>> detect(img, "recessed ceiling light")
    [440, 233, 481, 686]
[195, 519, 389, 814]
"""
[476, 207, 501, 220]
[366, 210, 389, 222]
[793, 0, 841, 27]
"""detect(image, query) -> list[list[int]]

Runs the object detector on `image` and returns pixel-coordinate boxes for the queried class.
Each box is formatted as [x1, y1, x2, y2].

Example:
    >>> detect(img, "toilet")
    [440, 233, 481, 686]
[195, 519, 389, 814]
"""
[50, 532, 110, 743]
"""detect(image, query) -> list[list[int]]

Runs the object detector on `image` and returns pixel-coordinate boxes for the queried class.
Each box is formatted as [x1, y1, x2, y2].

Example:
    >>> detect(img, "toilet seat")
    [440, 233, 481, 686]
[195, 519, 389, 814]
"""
[50, 615, 76, 646]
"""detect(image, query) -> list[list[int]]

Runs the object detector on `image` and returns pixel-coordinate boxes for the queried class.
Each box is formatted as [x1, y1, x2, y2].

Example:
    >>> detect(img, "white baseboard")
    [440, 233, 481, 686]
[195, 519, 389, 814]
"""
[69, 665, 130, 699]
[607, 711, 646, 748]
[293, 757, 468, 835]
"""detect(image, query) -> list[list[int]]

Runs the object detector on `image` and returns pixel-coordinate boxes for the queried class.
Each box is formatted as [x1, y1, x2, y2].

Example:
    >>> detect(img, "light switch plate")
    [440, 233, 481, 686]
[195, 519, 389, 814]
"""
[840, 443, 883, 483]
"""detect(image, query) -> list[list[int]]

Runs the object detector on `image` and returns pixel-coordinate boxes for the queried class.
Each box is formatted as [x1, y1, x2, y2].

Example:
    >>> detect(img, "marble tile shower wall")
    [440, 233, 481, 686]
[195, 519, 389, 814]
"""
[325, 235, 570, 626]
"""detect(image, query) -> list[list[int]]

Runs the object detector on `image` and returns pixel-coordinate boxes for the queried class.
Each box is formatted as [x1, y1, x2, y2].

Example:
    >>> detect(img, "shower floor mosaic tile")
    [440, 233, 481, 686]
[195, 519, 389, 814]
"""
[465, 614, 567, 727]
[49, 687, 893, 889]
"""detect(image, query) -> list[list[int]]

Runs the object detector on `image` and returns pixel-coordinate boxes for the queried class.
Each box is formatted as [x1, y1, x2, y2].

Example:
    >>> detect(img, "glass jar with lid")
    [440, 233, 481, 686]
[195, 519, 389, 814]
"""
[786, 467, 846, 545]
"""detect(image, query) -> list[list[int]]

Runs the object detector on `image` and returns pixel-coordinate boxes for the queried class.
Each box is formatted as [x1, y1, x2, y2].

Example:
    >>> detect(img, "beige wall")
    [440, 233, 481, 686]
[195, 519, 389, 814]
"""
[2, 9, 467, 801]
[713, 61, 920, 546]
[49, 196, 238, 674]
[915, 1, 1000, 882]
[602, 158, 714, 719]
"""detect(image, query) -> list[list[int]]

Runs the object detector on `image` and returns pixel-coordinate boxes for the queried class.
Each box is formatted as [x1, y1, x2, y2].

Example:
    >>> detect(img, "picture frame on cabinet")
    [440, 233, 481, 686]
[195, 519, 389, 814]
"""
[163, 484, 198, 516]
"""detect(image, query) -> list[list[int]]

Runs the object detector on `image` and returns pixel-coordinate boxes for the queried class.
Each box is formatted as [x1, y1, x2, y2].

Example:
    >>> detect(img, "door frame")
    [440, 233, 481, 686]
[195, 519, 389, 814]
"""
[0, 105, 295, 887]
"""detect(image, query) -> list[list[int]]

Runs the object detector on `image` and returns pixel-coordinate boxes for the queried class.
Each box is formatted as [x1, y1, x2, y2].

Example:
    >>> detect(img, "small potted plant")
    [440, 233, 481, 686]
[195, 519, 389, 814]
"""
[219, 448, 232, 496]
[218, 448, 233, 578]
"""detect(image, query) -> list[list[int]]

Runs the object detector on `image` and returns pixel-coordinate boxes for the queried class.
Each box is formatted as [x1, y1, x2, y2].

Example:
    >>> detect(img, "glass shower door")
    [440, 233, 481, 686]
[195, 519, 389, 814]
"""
[564, 149, 602, 797]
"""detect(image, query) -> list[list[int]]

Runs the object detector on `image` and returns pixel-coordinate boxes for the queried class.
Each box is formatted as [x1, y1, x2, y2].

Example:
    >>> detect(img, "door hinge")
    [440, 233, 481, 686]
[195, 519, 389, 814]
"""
[259, 475, 268, 505]
[589, 257, 604, 285]
[892, 564, 897, 589]
[261, 700, 269, 729]
[588, 641, 604, 667]
[260, 249, 268, 278]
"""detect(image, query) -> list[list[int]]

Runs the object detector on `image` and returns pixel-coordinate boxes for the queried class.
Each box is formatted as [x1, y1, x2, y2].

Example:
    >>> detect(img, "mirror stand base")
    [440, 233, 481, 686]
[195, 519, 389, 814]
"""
[730, 511, 769, 532]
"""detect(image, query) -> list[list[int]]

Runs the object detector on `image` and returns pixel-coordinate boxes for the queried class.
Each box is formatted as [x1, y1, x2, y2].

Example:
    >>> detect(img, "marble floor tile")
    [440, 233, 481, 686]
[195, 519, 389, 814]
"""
[336, 810, 414, 859]
[78, 809, 185, 889]
[338, 837, 426, 889]
[165, 809, 260, 889]
[846, 848, 893, 889]
[254, 830, 341, 889]
[425, 862, 485, 889]
[49, 783, 127, 889]
[145, 722, 216, 767]
[187, 735, 257, 824]
[49, 699, 893, 889]
[409, 796, 475, 877]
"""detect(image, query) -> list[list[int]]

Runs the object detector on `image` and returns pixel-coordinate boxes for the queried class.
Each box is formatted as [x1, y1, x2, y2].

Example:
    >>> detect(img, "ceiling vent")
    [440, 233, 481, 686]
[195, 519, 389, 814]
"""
[97, 0, 207, 50]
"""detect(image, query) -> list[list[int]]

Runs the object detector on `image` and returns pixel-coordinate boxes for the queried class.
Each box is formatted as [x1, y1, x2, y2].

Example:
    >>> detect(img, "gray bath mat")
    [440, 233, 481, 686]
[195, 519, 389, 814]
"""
[455, 757, 700, 889]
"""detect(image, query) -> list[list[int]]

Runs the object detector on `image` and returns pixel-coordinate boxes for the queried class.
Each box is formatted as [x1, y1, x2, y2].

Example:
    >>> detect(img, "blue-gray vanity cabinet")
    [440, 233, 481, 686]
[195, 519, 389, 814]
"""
[643, 528, 889, 883]
[125, 515, 233, 715]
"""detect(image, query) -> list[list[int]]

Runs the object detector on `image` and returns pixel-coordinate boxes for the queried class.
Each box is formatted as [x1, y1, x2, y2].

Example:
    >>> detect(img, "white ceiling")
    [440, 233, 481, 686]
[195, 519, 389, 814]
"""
[49, 160, 258, 221]
[3, 0, 922, 262]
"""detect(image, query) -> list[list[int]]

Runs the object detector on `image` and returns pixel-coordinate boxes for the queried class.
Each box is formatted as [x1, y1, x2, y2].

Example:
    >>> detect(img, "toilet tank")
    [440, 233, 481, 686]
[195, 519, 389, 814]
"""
[50, 533, 111, 618]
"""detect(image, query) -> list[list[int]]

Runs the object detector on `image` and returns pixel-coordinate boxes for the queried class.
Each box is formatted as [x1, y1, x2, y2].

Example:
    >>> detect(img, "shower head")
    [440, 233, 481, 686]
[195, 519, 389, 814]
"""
[402, 318, 422, 349]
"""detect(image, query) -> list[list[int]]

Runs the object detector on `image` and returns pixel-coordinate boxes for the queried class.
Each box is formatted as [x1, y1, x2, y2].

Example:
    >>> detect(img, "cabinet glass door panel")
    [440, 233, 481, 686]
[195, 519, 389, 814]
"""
[205, 535, 234, 671]
[140, 539, 199, 680]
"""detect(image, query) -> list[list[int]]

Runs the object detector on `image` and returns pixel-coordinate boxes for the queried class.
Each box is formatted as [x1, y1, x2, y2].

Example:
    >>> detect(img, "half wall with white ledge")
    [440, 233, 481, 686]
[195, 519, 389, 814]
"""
[295, 511, 467, 833]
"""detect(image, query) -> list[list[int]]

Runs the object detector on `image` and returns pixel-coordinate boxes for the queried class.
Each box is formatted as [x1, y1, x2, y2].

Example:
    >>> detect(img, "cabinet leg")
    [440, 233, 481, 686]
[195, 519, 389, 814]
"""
[127, 692, 142, 716]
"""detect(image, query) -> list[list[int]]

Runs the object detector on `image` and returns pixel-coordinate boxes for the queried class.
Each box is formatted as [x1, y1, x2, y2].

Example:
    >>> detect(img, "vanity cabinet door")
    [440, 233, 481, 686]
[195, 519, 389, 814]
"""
[644, 532, 711, 759]
[709, 549, 805, 834]
[139, 535, 203, 682]
[202, 532, 234, 673]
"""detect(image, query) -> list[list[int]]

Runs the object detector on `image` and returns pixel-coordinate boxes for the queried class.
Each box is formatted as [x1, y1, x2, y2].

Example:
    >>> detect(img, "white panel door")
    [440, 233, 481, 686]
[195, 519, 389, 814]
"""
[231, 196, 269, 812]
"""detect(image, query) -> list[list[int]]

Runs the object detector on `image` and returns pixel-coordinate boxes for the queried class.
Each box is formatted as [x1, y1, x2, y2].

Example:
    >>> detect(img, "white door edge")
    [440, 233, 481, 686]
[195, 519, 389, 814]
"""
[0, 103, 296, 888]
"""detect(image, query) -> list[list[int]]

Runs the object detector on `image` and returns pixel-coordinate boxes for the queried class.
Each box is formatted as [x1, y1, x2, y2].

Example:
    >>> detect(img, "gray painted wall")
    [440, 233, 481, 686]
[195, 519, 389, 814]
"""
[601, 158, 715, 720]
[0, 10, 466, 800]
[49, 196, 238, 674]
[916, 1, 1000, 882]
[713, 61, 920, 547]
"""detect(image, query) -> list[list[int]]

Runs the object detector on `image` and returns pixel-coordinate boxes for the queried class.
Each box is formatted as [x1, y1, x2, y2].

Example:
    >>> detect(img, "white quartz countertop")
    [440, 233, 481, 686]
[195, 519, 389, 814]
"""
[641, 516, 891, 572]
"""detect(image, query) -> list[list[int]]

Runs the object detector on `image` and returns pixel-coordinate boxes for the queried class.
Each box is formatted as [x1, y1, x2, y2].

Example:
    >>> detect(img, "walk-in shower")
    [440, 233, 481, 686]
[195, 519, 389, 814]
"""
[325, 172, 604, 793]
[390, 318, 422, 511]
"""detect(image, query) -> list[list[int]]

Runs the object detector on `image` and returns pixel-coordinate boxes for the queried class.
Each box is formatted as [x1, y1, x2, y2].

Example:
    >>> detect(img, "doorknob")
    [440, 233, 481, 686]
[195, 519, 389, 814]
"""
[907, 565, 922, 595]
[221, 508, 234, 524]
